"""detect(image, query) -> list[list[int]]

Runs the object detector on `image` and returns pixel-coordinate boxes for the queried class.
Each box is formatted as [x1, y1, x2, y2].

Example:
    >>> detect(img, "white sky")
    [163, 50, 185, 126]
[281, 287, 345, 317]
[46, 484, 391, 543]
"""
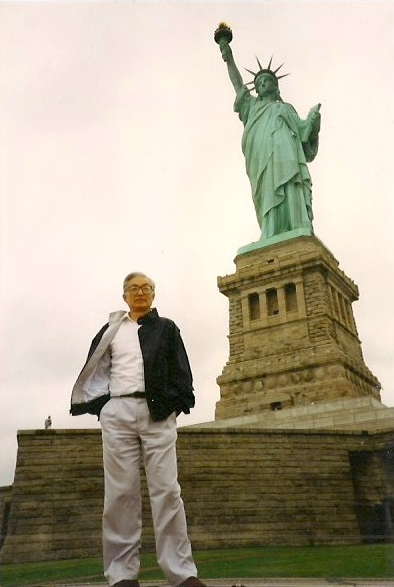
[1, 1, 393, 487]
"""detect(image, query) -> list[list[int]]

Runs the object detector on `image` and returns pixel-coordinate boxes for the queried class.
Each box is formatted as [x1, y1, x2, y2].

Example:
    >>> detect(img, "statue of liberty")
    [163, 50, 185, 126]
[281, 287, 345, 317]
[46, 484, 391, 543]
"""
[215, 24, 321, 242]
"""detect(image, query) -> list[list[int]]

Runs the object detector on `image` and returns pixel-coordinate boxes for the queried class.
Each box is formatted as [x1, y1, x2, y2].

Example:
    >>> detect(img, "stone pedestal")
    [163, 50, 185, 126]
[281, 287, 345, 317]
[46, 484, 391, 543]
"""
[216, 235, 381, 420]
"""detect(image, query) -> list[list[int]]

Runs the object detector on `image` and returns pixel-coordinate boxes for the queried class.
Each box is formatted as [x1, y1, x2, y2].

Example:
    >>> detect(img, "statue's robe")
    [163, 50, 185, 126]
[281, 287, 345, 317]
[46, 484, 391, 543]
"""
[234, 86, 319, 238]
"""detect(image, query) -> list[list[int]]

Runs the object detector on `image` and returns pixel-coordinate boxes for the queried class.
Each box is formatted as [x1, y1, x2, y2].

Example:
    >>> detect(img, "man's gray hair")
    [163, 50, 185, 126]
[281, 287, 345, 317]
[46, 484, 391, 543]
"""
[123, 272, 155, 294]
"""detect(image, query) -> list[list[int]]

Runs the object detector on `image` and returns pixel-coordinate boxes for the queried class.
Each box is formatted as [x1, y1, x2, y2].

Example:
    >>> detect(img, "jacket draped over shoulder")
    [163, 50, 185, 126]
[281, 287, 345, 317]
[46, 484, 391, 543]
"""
[70, 308, 195, 421]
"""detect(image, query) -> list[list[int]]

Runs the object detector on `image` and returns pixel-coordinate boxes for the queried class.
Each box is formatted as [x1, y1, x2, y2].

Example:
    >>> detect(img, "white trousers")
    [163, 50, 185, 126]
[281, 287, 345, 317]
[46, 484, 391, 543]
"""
[100, 397, 197, 587]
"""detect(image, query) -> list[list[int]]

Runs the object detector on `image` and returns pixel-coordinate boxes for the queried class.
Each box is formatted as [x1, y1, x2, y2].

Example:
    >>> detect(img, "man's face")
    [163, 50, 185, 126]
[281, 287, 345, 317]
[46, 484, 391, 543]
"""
[123, 275, 155, 313]
[255, 73, 277, 98]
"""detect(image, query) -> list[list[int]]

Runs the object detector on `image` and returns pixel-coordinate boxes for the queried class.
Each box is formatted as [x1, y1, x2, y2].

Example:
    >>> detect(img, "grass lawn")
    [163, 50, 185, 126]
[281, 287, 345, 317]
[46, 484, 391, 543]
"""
[0, 544, 393, 586]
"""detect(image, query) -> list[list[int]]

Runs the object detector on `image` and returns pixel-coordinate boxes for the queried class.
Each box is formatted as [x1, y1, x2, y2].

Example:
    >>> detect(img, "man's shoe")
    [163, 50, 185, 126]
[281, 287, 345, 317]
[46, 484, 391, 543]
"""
[113, 581, 140, 587]
[178, 578, 207, 587]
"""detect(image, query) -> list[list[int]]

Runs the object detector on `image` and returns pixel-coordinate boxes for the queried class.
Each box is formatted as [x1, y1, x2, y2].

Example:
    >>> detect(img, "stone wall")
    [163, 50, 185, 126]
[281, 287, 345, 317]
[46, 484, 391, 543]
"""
[0, 430, 105, 563]
[1, 426, 393, 564]
[0, 485, 12, 550]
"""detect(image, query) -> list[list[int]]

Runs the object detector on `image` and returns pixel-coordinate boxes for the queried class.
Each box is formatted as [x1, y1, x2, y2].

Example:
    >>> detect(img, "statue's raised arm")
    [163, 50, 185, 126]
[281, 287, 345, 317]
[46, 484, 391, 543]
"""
[214, 23, 243, 93]
[214, 23, 321, 245]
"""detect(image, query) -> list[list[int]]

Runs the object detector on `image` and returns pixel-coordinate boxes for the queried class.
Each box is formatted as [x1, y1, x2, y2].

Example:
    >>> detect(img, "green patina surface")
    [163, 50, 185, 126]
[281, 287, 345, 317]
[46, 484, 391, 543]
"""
[216, 24, 321, 243]
[236, 226, 313, 255]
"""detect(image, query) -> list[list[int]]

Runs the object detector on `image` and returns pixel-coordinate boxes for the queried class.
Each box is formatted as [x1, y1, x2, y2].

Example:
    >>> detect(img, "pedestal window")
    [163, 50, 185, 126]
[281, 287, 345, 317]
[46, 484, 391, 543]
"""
[266, 288, 279, 316]
[248, 292, 260, 320]
[285, 283, 298, 313]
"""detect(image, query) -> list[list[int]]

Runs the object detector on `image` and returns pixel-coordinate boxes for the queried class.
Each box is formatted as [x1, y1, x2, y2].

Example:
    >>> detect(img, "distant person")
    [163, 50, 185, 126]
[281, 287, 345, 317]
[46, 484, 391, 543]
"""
[44, 415, 52, 429]
[70, 272, 205, 587]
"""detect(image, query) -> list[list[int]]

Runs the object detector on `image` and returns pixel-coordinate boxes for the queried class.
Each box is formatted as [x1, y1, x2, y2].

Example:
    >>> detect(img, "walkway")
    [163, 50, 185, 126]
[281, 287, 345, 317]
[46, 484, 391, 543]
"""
[53, 579, 394, 587]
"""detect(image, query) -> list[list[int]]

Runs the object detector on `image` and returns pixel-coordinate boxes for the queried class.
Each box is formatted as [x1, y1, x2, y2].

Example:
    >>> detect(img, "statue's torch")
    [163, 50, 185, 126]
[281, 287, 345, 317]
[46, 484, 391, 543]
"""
[214, 22, 233, 60]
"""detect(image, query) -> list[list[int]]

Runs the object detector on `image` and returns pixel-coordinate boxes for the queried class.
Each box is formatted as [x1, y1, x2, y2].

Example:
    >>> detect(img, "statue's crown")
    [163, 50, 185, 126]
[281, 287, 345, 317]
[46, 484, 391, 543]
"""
[245, 56, 289, 90]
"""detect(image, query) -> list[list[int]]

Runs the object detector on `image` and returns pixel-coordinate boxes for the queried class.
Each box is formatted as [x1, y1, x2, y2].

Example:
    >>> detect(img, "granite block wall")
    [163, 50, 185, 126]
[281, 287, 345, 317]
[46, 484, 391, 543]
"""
[1, 426, 393, 563]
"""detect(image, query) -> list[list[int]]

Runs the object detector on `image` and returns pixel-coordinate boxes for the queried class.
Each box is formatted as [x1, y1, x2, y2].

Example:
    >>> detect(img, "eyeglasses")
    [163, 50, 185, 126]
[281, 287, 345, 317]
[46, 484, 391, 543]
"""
[126, 285, 153, 294]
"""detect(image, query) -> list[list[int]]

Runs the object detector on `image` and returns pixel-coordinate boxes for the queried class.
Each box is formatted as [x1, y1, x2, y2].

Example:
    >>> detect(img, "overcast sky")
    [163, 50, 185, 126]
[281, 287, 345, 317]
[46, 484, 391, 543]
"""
[1, 0, 393, 487]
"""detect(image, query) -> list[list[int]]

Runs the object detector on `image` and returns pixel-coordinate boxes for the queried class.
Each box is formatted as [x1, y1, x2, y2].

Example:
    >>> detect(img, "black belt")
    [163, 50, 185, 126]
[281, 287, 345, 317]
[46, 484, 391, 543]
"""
[112, 392, 146, 398]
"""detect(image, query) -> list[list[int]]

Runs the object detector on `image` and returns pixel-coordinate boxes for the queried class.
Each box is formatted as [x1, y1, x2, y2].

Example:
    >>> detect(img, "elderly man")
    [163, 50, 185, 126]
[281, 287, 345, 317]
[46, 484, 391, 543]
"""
[70, 272, 204, 587]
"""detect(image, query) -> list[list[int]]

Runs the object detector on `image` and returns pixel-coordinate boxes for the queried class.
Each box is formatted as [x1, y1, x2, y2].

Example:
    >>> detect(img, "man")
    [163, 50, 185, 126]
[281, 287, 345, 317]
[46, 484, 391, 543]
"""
[70, 272, 205, 587]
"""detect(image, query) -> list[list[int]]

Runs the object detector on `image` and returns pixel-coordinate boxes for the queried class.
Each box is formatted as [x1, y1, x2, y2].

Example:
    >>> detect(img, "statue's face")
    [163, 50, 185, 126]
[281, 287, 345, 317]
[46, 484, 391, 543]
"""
[255, 73, 277, 98]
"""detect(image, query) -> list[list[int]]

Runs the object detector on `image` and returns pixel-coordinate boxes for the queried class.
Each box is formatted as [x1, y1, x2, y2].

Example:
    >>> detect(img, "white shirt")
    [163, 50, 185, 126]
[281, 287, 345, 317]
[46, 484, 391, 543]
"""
[109, 314, 145, 396]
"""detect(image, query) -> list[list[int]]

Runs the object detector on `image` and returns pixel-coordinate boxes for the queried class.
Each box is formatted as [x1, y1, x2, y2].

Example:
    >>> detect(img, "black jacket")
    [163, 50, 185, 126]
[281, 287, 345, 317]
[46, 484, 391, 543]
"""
[70, 308, 195, 421]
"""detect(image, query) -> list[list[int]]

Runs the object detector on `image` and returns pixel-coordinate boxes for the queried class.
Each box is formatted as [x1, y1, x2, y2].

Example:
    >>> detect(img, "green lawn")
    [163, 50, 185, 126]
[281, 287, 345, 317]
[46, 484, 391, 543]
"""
[0, 544, 393, 586]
